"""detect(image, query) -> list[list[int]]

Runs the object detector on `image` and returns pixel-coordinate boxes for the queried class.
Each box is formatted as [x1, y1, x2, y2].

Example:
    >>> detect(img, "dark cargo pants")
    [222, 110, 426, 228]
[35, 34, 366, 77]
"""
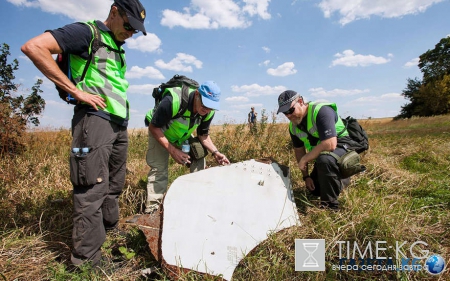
[69, 109, 128, 266]
[310, 147, 347, 209]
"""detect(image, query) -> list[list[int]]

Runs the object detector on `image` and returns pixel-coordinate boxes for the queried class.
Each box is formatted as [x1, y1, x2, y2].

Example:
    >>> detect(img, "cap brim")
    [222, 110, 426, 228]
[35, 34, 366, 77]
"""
[127, 14, 147, 35]
[201, 96, 220, 110]
[277, 103, 291, 114]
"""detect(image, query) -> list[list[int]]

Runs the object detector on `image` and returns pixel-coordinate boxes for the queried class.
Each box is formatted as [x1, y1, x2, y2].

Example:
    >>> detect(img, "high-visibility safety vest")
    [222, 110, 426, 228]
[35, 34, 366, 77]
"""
[146, 87, 215, 146]
[70, 20, 129, 120]
[289, 102, 348, 152]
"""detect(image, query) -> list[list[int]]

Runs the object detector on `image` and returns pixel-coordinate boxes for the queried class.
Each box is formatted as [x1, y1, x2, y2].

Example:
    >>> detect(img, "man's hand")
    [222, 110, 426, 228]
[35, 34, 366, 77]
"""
[72, 89, 106, 110]
[168, 146, 191, 165]
[213, 151, 230, 165]
[304, 177, 315, 191]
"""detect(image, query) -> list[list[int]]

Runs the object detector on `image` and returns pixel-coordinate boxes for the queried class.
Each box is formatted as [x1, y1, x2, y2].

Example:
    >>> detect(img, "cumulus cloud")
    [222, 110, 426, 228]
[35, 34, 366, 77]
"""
[309, 87, 370, 97]
[331, 50, 391, 67]
[126, 66, 165, 80]
[127, 84, 160, 95]
[318, 0, 444, 25]
[267, 62, 297, 76]
[161, 0, 271, 29]
[7, 0, 111, 22]
[259, 60, 270, 66]
[225, 96, 250, 102]
[155, 53, 203, 73]
[404, 58, 420, 68]
[126, 34, 162, 53]
[231, 84, 287, 97]
[262, 46, 271, 53]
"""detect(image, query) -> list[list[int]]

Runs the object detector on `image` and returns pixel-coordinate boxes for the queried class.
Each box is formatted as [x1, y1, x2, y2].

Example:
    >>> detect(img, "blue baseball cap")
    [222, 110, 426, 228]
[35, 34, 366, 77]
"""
[198, 81, 221, 110]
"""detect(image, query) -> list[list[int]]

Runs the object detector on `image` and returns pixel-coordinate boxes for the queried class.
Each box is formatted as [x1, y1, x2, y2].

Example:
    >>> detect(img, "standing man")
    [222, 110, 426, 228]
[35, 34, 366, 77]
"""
[21, 0, 147, 267]
[276, 90, 352, 210]
[248, 106, 257, 132]
[144, 81, 230, 214]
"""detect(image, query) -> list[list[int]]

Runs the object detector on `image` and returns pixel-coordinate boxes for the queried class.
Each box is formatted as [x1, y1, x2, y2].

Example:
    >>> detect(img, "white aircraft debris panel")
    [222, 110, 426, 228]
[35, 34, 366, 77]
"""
[161, 159, 301, 280]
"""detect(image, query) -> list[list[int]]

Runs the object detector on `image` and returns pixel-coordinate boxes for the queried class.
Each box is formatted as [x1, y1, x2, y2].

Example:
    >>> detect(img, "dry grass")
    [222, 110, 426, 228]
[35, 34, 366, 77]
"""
[1, 116, 449, 280]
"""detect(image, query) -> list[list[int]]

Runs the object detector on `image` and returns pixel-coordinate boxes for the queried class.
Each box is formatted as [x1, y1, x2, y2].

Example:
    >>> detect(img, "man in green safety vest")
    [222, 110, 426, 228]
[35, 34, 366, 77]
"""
[276, 90, 352, 211]
[144, 81, 230, 214]
[22, 0, 147, 268]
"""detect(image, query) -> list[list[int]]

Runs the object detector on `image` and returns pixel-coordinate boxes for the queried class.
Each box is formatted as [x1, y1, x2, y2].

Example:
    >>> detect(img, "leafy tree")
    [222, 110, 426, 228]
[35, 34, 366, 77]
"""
[396, 37, 450, 119]
[396, 78, 422, 119]
[419, 37, 450, 84]
[0, 43, 45, 154]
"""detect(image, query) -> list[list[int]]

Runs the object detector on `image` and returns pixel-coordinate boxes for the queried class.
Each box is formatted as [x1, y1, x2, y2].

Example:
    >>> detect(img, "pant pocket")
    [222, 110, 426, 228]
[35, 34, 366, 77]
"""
[70, 147, 104, 186]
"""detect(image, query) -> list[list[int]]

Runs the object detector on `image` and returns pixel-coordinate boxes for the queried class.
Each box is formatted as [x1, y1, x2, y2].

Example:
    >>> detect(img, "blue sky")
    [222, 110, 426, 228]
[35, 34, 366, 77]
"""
[2, 0, 449, 129]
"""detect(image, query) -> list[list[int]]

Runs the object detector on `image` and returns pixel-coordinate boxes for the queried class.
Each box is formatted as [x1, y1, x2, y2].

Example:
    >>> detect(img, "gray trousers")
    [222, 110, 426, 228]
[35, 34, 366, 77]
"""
[69, 108, 128, 266]
[146, 131, 205, 209]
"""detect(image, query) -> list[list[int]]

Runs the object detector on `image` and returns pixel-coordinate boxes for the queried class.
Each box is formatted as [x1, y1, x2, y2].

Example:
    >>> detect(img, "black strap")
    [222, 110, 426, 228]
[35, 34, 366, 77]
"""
[80, 22, 125, 81]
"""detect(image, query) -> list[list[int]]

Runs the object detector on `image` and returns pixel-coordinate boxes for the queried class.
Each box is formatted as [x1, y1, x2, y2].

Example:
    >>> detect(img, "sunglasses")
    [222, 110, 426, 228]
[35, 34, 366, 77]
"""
[118, 8, 138, 34]
[283, 104, 296, 115]
[122, 19, 138, 34]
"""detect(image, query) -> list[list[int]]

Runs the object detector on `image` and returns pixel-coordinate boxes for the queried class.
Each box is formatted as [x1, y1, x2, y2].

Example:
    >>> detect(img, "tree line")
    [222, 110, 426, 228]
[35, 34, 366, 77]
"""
[396, 36, 450, 119]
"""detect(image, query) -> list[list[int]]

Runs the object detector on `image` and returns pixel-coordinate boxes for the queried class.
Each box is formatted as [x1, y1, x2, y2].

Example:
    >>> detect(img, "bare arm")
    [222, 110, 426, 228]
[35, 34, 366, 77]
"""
[21, 32, 106, 109]
[198, 134, 230, 165]
[148, 124, 189, 165]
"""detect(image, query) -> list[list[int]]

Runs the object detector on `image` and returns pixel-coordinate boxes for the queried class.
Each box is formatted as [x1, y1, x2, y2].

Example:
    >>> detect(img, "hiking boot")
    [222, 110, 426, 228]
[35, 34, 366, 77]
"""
[341, 177, 351, 189]
[144, 203, 159, 214]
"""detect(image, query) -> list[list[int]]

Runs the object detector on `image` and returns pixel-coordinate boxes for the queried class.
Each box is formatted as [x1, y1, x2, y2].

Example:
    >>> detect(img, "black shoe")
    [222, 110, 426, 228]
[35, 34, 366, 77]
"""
[319, 201, 340, 212]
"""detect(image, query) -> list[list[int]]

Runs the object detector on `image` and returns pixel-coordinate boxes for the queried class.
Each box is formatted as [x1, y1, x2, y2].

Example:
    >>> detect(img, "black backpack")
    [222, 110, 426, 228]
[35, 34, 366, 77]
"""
[338, 116, 369, 154]
[55, 22, 121, 105]
[152, 75, 199, 119]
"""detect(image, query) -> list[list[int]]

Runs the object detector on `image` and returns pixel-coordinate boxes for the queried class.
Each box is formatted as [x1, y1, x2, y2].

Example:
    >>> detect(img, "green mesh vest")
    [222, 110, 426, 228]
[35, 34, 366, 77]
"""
[70, 20, 129, 120]
[289, 102, 348, 152]
[146, 87, 214, 146]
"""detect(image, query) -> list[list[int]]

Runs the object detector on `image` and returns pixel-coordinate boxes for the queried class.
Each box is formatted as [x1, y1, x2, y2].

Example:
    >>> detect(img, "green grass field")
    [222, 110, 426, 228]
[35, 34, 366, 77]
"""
[0, 115, 449, 280]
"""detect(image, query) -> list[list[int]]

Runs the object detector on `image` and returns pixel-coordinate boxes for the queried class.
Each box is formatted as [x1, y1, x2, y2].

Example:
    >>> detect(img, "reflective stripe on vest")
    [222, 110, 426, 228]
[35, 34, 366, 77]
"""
[70, 20, 129, 119]
[289, 102, 348, 152]
[146, 87, 214, 146]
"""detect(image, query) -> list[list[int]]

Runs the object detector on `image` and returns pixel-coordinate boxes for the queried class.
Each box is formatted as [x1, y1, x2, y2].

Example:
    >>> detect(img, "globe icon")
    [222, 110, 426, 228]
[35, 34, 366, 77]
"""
[425, 254, 445, 275]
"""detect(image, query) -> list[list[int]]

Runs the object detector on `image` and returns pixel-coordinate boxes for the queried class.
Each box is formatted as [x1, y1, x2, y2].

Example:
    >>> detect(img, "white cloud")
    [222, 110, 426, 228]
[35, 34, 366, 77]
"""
[351, 92, 402, 104]
[242, 0, 271, 20]
[126, 34, 162, 53]
[267, 62, 297, 76]
[331, 50, 391, 67]
[155, 53, 203, 72]
[160, 0, 271, 29]
[126, 66, 165, 80]
[230, 103, 264, 110]
[127, 84, 160, 95]
[262, 46, 271, 53]
[7, 0, 111, 22]
[404, 58, 420, 68]
[225, 96, 250, 102]
[318, 0, 444, 25]
[259, 60, 270, 66]
[309, 87, 370, 97]
[231, 84, 287, 97]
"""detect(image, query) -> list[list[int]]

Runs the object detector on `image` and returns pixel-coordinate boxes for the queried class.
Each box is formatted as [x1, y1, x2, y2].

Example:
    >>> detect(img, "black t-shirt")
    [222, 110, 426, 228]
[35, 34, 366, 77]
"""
[290, 105, 338, 148]
[49, 21, 128, 126]
[149, 91, 214, 136]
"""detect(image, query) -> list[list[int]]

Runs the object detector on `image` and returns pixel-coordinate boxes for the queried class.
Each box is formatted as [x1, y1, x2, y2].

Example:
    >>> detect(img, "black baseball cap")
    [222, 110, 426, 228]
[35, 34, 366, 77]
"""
[276, 90, 300, 114]
[114, 0, 147, 35]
